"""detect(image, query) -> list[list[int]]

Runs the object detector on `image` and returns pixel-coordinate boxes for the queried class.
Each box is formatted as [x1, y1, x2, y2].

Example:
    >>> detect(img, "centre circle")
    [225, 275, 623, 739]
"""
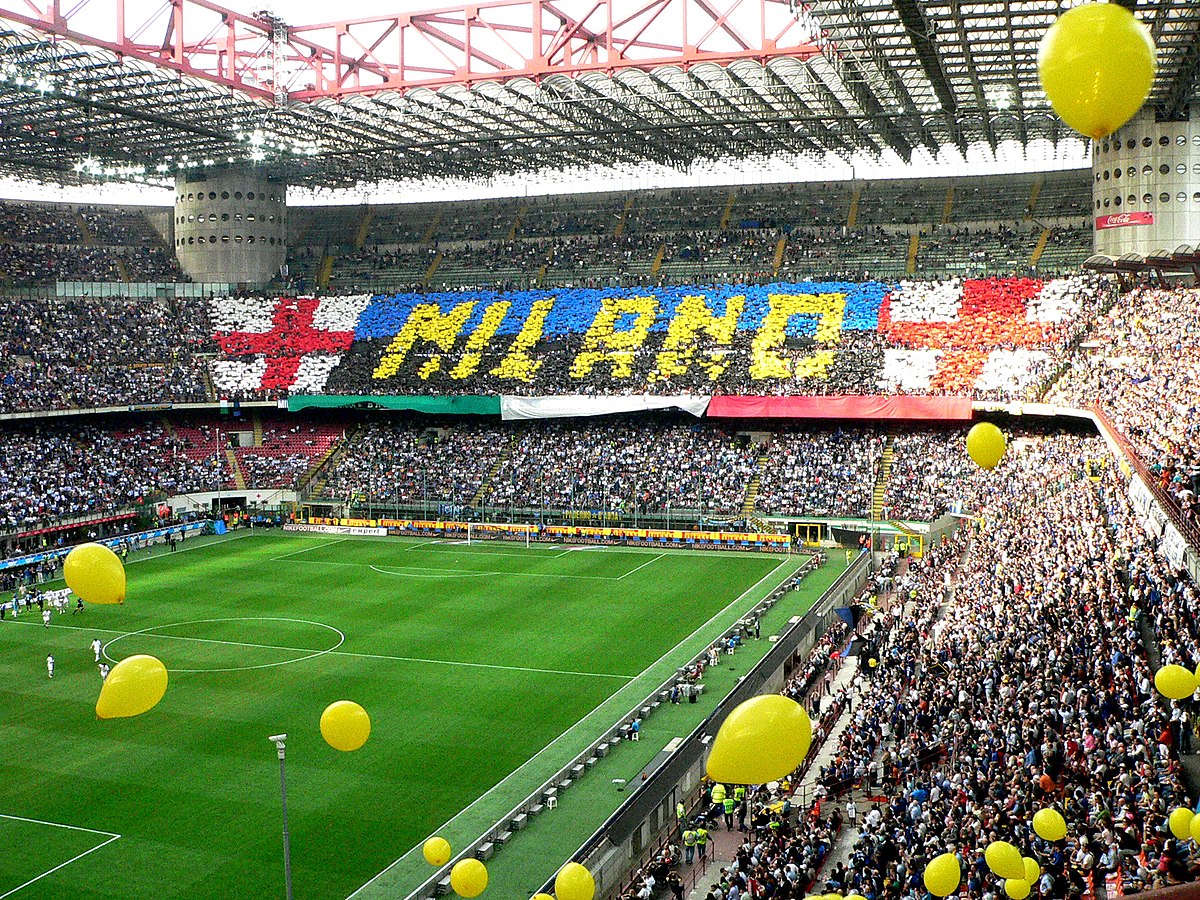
[102, 617, 346, 673]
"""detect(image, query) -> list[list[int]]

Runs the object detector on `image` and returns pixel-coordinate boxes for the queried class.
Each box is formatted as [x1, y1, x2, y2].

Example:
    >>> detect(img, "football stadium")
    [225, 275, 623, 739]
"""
[1, 0, 1200, 898]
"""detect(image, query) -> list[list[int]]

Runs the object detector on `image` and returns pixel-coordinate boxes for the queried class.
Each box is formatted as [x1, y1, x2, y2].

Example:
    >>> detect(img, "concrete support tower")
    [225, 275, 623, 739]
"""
[173, 173, 287, 284]
[1092, 110, 1200, 257]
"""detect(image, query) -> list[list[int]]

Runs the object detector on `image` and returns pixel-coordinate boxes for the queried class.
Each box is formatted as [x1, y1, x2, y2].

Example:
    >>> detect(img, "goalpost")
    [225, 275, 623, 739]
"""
[466, 522, 533, 548]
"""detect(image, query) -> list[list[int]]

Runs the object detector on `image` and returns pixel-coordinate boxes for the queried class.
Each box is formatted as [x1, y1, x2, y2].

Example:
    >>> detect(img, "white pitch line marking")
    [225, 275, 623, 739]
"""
[616, 553, 665, 580]
[0, 815, 121, 900]
[6, 619, 631, 681]
[269, 537, 348, 561]
[100, 617, 346, 674]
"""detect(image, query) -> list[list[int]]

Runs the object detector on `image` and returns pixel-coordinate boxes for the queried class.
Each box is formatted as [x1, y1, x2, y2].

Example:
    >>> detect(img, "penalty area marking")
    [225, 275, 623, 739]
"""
[0, 815, 120, 900]
[101, 617, 346, 673]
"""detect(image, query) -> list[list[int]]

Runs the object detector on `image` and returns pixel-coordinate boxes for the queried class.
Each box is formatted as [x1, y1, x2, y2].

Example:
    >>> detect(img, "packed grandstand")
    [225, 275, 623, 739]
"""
[2, 189, 1200, 900]
[3, 0, 1200, 895]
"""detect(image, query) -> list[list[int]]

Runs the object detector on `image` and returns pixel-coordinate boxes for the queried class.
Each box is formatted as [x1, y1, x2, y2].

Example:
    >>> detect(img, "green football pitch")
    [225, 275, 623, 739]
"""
[0, 532, 824, 899]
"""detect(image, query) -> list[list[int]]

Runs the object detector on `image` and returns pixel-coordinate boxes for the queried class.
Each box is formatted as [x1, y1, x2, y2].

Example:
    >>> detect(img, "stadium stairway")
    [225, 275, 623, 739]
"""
[252, 414, 263, 447]
[507, 203, 528, 241]
[650, 243, 667, 279]
[871, 436, 896, 520]
[422, 250, 443, 286]
[316, 254, 334, 290]
[224, 446, 247, 490]
[73, 211, 95, 246]
[299, 426, 360, 499]
[941, 186, 955, 224]
[772, 236, 787, 276]
[470, 438, 513, 509]
[614, 196, 634, 237]
[1030, 227, 1052, 268]
[353, 204, 374, 249]
[718, 190, 736, 230]
[1025, 175, 1045, 219]
[160, 415, 178, 441]
[422, 208, 443, 243]
[741, 449, 770, 519]
[905, 234, 919, 275]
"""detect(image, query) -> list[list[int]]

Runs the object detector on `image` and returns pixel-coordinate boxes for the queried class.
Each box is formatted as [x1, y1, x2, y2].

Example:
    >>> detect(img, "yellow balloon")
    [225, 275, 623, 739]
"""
[966, 423, 1006, 470]
[532, 895, 555, 900]
[923, 852, 961, 897]
[450, 859, 488, 898]
[64, 543, 126, 605]
[985, 841, 1025, 881]
[1005, 879, 1030, 900]
[96, 654, 168, 719]
[707, 694, 812, 784]
[1032, 808, 1067, 841]
[1023, 858, 1040, 885]
[1154, 665, 1197, 701]
[1169, 808, 1194, 840]
[1190, 812, 1200, 844]
[1037, 3, 1155, 140]
[423, 836, 452, 866]
[320, 700, 371, 752]
[555, 862, 596, 900]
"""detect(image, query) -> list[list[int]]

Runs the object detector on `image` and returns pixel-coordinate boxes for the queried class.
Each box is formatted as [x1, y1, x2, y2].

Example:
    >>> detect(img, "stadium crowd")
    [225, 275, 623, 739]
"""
[755, 429, 882, 520]
[880, 431, 977, 521]
[775, 434, 1200, 900]
[0, 420, 225, 531]
[1050, 287, 1200, 528]
[483, 422, 758, 517]
[321, 422, 501, 509]
[0, 295, 209, 412]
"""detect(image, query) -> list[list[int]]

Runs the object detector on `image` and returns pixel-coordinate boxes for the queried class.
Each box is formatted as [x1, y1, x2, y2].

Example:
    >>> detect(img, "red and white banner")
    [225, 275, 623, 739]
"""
[1095, 212, 1154, 229]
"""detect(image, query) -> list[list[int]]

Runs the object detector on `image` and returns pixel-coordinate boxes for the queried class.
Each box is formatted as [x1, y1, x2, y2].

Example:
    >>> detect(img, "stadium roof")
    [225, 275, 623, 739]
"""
[0, 0, 1195, 189]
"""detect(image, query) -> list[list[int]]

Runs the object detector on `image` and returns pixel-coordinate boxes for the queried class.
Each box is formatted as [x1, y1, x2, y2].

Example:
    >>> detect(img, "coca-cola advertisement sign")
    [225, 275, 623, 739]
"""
[1095, 212, 1154, 229]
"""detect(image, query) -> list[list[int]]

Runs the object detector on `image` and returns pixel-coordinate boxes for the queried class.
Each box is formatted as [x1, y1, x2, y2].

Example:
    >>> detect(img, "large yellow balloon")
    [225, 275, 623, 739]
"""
[423, 836, 452, 866]
[966, 423, 1006, 470]
[555, 862, 596, 900]
[985, 841, 1025, 881]
[1005, 879, 1030, 900]
[1032, 808, 1067, 842]
[1023, 858, 1040, 885]
[64, 543, 126, 605]
[1169, 808, 1194, 840]
[1190, 812, 1200, 844]
[707, 695, 812, 784]
[96, 654, 168, 719]
[450, 859, 488, 898]
[320, 700, 371, 752]
[1154, 665, 1197, 701]
[923, 852, 961, 897]
[1038, 3, 1156, 140]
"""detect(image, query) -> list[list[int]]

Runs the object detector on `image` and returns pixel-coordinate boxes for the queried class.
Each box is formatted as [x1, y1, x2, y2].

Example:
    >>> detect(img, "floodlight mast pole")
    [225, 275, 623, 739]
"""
[269, 734, 295, 900]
